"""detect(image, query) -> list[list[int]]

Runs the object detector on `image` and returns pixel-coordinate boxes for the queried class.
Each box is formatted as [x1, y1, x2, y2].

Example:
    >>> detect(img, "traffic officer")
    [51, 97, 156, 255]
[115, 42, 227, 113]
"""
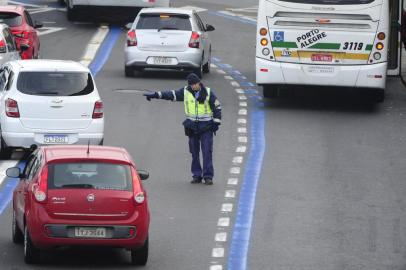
[143, 73, 222, 185]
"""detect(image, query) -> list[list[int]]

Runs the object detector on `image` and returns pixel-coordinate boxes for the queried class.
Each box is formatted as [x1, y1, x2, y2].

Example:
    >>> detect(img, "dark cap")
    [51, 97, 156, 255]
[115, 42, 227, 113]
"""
[187, 73, 201, 85]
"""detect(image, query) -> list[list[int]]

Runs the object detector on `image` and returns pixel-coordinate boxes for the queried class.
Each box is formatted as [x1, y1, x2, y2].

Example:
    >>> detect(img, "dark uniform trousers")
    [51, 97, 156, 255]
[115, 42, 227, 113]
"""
[188, 130, 214, 179]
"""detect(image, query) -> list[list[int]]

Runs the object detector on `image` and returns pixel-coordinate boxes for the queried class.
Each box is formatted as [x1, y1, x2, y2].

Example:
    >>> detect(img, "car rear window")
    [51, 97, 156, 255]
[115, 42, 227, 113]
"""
[136, 13, 191, 31]
[48, 163, 133, 191]
[0, 12, 22, 27]
[276, 0, 375, 4]
[17, 72, 94, 96]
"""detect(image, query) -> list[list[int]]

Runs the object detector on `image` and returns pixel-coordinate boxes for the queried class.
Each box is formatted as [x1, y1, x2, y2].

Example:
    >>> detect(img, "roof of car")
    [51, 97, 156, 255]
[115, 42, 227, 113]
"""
[0, 5, 24, 14]
[42, 145, 133, 164]
[9, 60, 90, 72]
[139, 7, 194, 16]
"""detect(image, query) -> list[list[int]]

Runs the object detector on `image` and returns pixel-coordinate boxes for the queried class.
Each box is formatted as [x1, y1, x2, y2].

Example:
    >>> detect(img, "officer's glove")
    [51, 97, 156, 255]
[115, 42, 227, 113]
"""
[143, 92, 159, 101]
[212, 122, 220, 133]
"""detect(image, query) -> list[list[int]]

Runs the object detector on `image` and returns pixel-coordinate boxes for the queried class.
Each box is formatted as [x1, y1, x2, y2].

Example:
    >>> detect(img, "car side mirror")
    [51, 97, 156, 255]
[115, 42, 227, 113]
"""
[125, 23, 133, 30]
[20, 44, 29, 52]
[34, 21, 43, 29]
[205, 24, 215, 32]
[138, 170, 149, 181]
[6, 167, 21, 178]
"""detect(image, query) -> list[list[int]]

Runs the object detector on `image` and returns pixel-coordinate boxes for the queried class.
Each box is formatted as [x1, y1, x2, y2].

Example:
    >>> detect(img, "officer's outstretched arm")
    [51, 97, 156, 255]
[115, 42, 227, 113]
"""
[157, 88, 184, 102]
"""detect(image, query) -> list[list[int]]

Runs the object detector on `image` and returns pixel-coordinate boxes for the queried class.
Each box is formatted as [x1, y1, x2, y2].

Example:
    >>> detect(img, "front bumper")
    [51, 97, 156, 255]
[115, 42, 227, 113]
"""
[125, 47, 202, 70]
[256, 58, 387, 89]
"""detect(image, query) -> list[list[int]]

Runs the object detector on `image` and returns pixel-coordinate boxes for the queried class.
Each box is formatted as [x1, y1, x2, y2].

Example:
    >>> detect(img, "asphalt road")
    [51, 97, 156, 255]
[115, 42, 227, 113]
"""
[1, 0, 406, 270]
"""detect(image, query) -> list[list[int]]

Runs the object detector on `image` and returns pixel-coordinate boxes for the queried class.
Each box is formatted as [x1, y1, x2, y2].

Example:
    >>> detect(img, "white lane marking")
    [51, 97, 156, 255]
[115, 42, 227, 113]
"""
[218, 10, 257, 22]
[210, 64, 217, 68]
[80, 26, 109, 67]
[231, 81, 240, 87]
[224, 76, 233, 80]
[230, 167, 240, 174]
[215, 232, 227, 242]
[237, 118, 247, 124]
[221, 203, 233, 212]
[38, 27, 66, 36]
[212, 248, 225, 258]
[30, 8, 55, 14]
[238, 95, 247, 100]
[178, 5, 207, 12]
[228, 178, 238, 185]
[235, 88, 244, 94]
[217, 69, 226, 74]
[210, 265, 223, 270]
[238, 109, 247, 115]
[236, 146, 247, 153]
[232, 156, 243, 164]
[0, 160, 19, 186]
[238, 136, 248, 143]
[238, 128, 247, 134]
[0, 0, 7, 5]
[42, 21, 57, 24]
[225, 190, 236, 198]
[218, 217, 230, 227]
[239, 102, 247, 107]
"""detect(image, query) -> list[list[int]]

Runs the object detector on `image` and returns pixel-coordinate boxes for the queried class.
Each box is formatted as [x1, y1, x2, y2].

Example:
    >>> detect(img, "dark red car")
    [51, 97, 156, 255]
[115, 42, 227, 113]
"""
[9, 145, 150, 265]
[0, 5, 42, 59]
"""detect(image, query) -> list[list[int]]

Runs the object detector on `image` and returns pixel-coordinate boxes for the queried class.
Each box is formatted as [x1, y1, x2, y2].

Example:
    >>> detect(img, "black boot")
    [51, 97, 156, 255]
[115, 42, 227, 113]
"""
[190, 176, 202, 184]
[204, 178, 213, 185]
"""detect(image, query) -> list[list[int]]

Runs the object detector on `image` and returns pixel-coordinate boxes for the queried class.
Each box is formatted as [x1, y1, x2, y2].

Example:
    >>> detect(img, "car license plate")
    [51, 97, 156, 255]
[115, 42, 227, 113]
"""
[151, 57, 174, 65]
[311, 54, 333, 62]
[74, 227, 107, 238]
[44, 135, 68, 144]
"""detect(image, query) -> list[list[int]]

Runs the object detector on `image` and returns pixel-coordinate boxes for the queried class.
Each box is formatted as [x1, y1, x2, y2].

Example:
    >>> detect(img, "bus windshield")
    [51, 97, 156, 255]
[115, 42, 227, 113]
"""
[276, 0, 375, 4]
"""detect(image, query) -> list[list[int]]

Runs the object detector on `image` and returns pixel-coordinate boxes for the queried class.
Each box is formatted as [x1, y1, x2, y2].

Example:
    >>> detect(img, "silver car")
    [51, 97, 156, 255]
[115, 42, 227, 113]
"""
[124, 8, 215, 78]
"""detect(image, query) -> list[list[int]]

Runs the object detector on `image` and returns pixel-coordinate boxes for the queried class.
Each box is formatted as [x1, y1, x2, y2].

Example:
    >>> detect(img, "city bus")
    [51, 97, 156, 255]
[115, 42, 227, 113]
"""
[256, 0, 390, 101]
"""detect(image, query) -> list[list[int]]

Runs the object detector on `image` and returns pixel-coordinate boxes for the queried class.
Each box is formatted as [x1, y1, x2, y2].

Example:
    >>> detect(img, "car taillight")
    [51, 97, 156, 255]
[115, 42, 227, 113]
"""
[127, 30, 137, 47]
[33, 166, 48, 203]
[0, 40, 6, 53]
[131, 167, 146, 205]
[134, 192, 145, 204]
[5, 99, 20, 118]
[189, 32, 200, 48]
[92, 100, 103, 119]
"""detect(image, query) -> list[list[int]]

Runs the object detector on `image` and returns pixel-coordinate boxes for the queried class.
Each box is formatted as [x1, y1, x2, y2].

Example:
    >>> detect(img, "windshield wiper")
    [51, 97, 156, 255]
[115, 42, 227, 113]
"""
[61, 184, 94, 189]
[158, 27, 179, 32]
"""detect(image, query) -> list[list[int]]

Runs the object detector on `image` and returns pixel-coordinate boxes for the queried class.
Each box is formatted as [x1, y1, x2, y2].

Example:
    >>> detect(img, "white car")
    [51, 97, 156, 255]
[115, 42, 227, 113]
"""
[124, 8, 215, 78]
[0, 23, 21, 65]
[0, 60, 104, 159]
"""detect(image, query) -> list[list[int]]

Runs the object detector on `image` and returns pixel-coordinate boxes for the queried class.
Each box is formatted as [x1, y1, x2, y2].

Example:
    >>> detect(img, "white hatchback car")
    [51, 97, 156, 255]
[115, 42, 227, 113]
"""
[124, 8, 215, 78]
[0, 60, 104, 159]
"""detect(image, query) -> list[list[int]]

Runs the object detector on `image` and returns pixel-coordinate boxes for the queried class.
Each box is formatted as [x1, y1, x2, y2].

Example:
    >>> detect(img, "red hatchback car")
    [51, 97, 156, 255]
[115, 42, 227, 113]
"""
[0, 5, 42, 59]
[9, 145, 150, 265]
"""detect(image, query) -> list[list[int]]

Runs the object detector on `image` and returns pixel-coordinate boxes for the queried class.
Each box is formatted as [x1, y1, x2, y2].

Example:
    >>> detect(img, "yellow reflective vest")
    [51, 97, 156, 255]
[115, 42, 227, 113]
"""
[184, 87, 213, 122]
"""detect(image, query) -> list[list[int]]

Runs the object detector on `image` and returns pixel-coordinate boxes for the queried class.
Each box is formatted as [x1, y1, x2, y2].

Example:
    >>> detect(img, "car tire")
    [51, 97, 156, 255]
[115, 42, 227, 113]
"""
[263, 85, 279, 98]
[125, 66, 134, 77]
[203, 49, 211, 74]
[0, 135, 12, 160]
[12, 210, 23, 244]
[194, 62, 203, 79]
[99, 139, 104, 146]
[24, 226, 40, 264]
[130, 237, 149, 265]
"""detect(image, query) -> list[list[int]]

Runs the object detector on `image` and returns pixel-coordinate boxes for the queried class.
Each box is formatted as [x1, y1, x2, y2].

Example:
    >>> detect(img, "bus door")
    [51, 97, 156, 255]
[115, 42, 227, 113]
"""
[388, 0, 401, 75]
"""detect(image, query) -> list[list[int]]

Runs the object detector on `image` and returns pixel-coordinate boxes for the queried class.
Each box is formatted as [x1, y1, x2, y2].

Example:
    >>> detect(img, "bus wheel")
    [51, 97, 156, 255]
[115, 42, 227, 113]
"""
[263, 85, 279, 98]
